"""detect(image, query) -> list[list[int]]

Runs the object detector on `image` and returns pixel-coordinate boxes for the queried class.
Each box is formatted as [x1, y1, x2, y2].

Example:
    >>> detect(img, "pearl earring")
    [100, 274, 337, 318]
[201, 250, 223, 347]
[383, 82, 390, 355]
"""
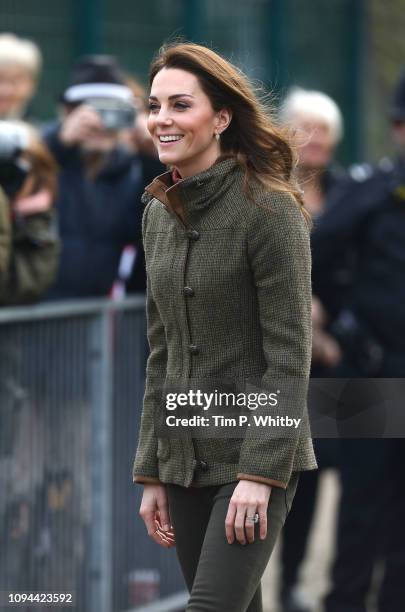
[215, 132, 220, 141]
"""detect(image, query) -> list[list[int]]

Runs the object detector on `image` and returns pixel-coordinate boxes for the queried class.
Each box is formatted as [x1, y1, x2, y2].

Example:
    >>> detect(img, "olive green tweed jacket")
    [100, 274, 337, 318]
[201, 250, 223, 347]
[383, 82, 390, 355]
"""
[133, 157, 317, 489]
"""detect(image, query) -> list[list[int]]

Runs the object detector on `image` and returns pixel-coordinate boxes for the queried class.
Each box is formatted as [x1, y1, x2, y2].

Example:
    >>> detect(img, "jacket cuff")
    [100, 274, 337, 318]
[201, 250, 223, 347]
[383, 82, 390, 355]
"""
[237, 472, 287, 489]
[133, 474, 162, 485]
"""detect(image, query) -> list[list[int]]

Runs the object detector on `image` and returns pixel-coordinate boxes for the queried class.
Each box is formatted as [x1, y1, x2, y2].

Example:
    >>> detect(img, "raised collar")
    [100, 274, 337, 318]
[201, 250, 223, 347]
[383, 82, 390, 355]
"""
[144, 156, 240, 224]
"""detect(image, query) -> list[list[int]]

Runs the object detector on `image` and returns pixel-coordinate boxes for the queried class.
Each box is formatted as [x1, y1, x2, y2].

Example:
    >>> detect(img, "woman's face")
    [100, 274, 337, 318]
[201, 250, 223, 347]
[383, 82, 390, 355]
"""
[0, 65, 35, 117]
[147, 67, 230, 177]
[292, 113, 337, 170]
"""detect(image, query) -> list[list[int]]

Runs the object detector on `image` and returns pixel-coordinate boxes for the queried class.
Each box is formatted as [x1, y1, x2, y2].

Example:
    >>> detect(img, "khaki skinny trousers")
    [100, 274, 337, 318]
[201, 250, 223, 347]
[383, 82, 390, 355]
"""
[166, 472, 299, 612]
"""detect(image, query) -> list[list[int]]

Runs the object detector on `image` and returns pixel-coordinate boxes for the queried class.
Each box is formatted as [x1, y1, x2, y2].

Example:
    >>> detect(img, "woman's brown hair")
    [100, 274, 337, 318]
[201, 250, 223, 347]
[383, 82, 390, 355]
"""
[149, 42, 309, 223]
[17, 125, 58, 201]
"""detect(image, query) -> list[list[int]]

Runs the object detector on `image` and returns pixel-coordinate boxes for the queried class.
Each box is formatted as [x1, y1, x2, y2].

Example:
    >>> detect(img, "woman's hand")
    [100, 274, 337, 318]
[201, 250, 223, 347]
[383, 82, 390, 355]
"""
[312, 295, 342, 367]
[12, 189, 53, 216]
[139, 484, 175, 549]
[60, 105, 104, 147]
[312, 327, 342, 366]
[225, 479, 272, 545]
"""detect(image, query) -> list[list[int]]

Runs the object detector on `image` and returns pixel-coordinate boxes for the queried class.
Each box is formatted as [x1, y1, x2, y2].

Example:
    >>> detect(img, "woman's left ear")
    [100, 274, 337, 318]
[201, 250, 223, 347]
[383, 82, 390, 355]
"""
[216, 108, 232, 135]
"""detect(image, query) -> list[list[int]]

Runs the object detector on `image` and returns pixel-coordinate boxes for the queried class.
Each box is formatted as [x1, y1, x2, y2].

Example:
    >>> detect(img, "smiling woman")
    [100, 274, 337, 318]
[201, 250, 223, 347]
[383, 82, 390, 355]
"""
[147, 69, 231, 177]
[133, 42, 317, 612]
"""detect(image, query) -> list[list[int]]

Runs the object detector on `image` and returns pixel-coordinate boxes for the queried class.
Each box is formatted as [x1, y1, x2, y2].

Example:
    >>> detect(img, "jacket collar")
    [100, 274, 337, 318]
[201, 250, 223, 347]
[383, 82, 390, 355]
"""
[144, 155, 240, 224]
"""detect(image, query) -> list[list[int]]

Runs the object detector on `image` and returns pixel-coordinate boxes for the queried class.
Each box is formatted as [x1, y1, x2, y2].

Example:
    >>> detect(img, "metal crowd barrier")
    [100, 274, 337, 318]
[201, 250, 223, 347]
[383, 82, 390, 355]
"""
[0, 297, 185, 612]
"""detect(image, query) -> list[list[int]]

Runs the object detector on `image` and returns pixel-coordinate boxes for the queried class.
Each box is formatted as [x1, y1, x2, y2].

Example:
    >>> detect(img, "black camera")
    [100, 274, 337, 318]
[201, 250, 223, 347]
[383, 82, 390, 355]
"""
[85, 97, 136, 131]
[0, 121, 30, 197]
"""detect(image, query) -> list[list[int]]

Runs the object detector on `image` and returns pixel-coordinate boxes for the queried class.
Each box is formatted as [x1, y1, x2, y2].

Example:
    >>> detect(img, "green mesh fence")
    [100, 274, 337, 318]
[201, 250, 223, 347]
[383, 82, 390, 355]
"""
[0, 0, 364, 162]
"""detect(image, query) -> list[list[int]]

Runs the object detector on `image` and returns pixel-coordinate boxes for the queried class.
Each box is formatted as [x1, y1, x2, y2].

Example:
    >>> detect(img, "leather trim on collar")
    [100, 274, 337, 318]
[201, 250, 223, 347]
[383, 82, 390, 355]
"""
[143, 156, 240, 225]
[144, 171, 186, 223]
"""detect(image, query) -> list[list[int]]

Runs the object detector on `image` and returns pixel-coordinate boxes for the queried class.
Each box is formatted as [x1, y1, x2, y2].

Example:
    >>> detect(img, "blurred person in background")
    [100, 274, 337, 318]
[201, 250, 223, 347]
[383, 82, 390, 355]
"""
[0, 120, 58, 305]
[0, 118, 58, 410]
[120, 74, 158, 158]
[0, 121, 58, 591]
[312, 70, 405, 612]
[280, 87, 345, 219]
[278, 88, 345, 612]
[42, 55, 162, 300]
[0, 33, 42, 123]
[280, 87, 346, 374]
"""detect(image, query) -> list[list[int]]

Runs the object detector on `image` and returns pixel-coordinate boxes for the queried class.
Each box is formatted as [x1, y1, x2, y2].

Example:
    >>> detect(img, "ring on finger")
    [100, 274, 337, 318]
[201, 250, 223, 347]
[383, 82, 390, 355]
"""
[245, 513, 260, 524]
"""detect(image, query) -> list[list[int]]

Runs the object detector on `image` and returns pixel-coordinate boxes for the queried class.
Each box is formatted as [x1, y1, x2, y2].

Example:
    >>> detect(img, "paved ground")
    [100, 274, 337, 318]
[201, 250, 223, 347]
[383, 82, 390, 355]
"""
[262, 470, 341, 612]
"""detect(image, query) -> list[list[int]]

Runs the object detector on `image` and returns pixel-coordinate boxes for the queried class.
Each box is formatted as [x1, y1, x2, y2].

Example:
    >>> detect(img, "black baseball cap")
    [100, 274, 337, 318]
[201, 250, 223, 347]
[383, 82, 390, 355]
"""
[61, 55, 133, 104]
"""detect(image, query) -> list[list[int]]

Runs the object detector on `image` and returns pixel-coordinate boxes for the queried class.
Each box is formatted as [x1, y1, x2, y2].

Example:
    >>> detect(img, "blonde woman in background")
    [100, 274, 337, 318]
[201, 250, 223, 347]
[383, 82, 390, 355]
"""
[278, 88, 345, 612]
[0, 33, 42, 122]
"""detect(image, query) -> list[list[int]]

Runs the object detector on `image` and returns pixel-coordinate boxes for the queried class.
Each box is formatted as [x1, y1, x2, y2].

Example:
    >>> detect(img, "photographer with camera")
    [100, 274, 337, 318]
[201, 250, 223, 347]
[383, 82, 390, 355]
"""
[42, 56, 162, 300]
[0, 120, 58, 305]
[0, 120, 59, 600]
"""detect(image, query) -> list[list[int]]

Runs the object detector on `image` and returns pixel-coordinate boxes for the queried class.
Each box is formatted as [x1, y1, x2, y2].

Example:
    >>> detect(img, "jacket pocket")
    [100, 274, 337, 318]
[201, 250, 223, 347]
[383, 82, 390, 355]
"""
[157, 438, 170, 461]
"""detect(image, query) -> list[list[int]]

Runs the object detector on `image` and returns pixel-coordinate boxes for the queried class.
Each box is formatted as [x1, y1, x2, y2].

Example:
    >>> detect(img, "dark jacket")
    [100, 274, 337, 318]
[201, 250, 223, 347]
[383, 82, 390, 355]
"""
[312, 155, 405, 356]
[313, 163, 349, 315]
[319, 163, 346, 204]
[43, 122, 162, 299]
[0, 187, 59, 305]
[133, 157, 317, 489]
